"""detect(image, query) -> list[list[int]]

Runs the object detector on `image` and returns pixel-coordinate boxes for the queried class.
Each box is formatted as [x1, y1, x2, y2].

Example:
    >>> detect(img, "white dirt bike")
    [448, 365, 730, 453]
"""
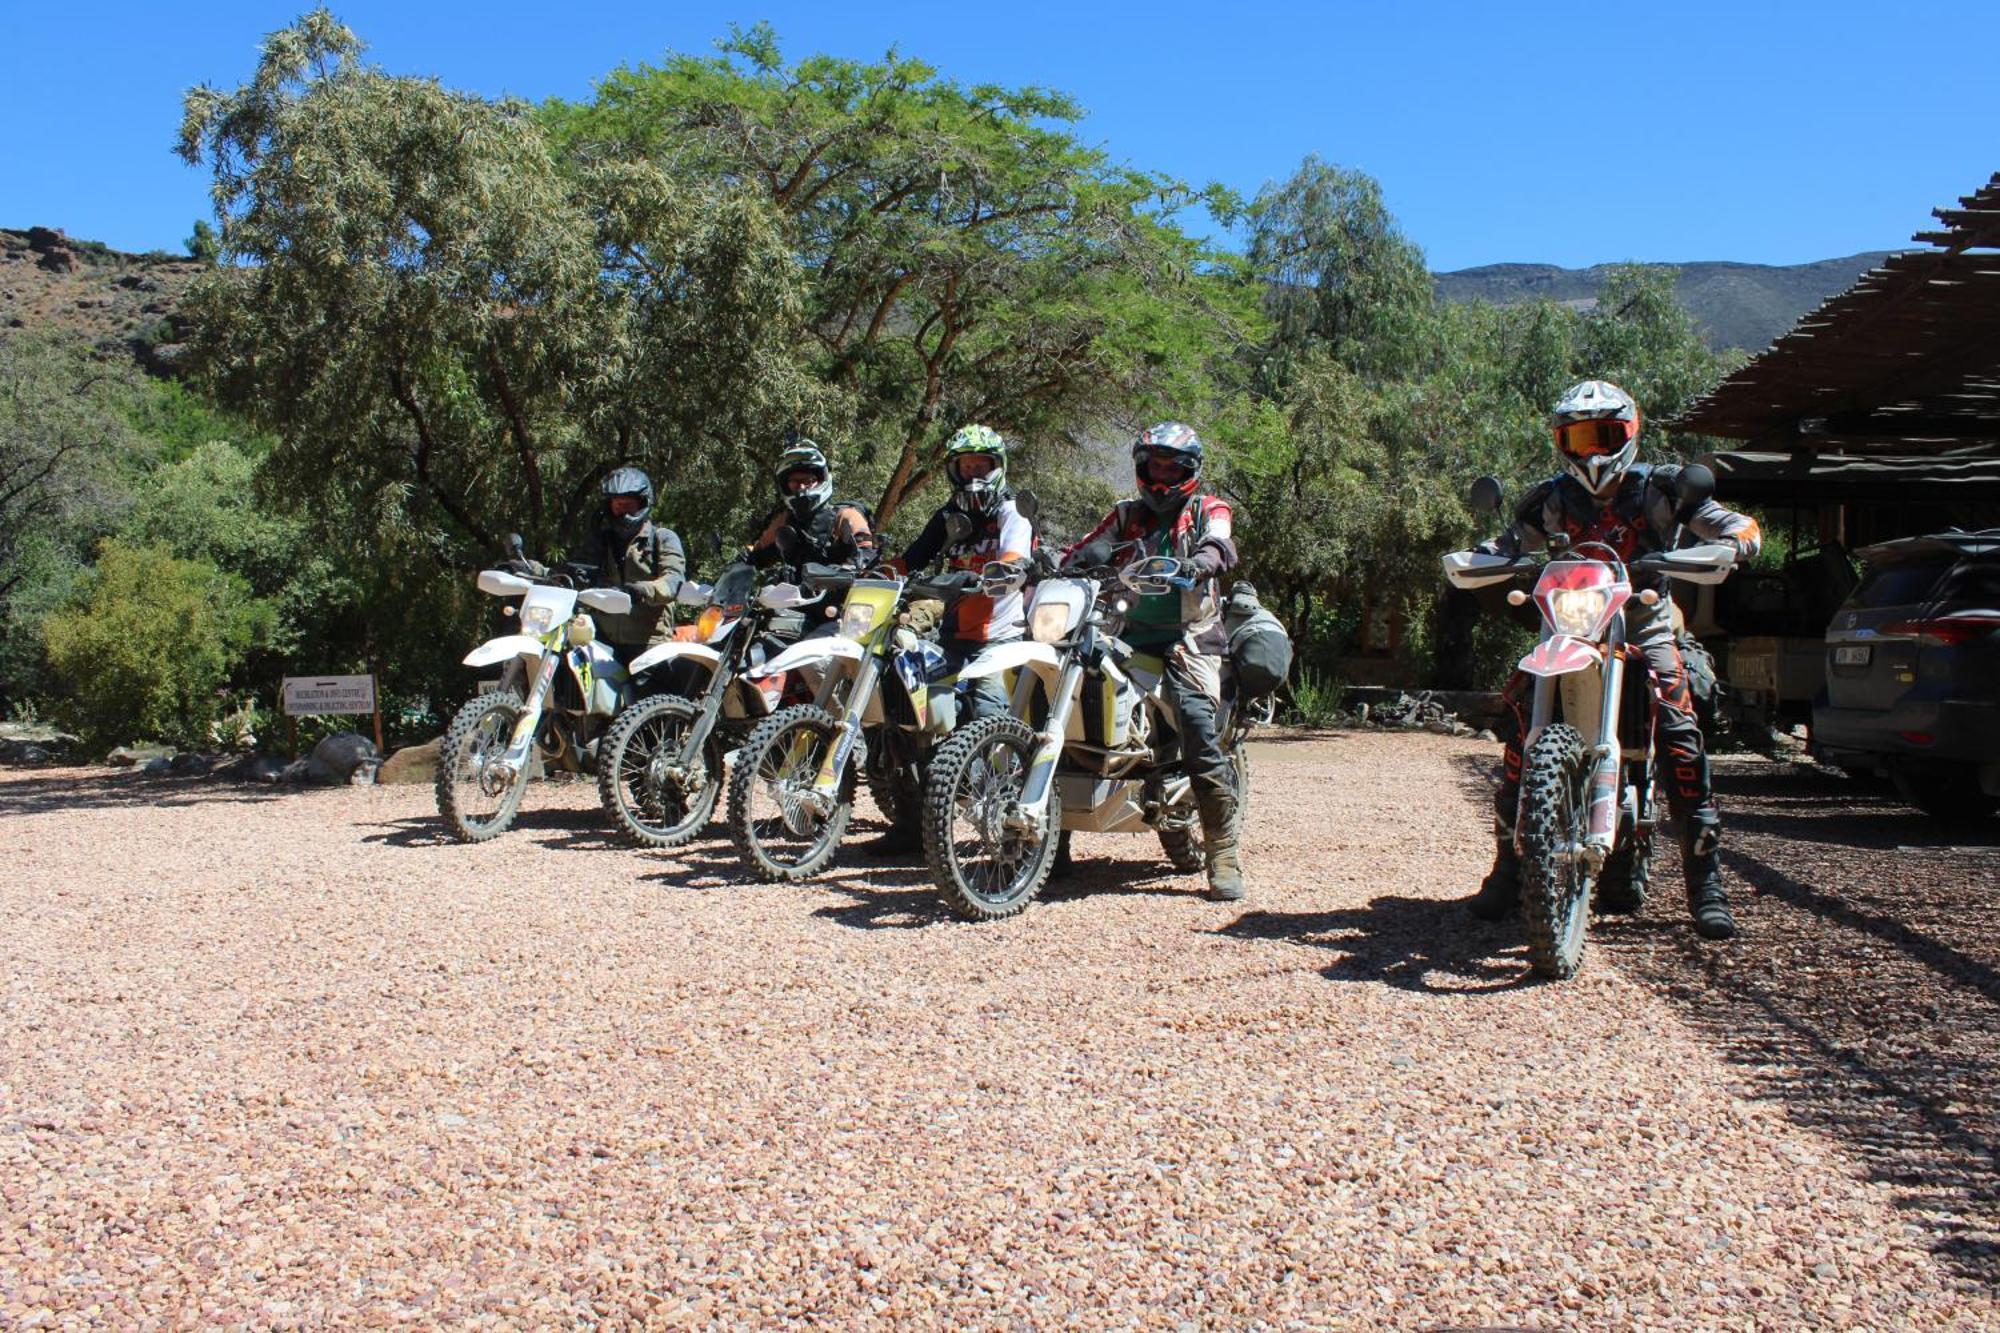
[919, 547, 1257, 921]
[595, 562, 825, 847]
[435, 554, 635, 842]
[1442, 470, 1736, 978]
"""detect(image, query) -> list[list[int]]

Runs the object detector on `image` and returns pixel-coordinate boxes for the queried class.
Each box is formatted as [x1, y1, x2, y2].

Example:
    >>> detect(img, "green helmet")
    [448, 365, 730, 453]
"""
[943, 424, 1007, 515]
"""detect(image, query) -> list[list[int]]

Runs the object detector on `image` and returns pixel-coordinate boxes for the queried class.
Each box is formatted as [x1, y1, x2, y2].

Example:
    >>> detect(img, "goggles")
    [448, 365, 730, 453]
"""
[1139, 451, 1197, 484]
[607, 494, 647, 517]
[782, 469, 823, 493]
[1554, 419, 1632, 458]
[951, 454, 1000, 482]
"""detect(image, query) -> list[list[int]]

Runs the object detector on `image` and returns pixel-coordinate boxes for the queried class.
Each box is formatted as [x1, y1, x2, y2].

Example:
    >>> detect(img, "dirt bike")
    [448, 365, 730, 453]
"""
[1443, 472, 1737, 978]
[919, 546, 1260, 921]
[594, 561, 825, 847]
[436, 545, 637, 842]
[722, 560, 990, 881]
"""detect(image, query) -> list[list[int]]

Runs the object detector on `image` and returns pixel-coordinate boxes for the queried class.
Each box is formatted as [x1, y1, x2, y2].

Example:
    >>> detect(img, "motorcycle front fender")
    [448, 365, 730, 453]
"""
[628, 640, 724, 679]
[465, 634, 547, 669]
[751, 635, 863, 680]
[961, 639, 1064, 694]
[1519, 635, 1603, 678]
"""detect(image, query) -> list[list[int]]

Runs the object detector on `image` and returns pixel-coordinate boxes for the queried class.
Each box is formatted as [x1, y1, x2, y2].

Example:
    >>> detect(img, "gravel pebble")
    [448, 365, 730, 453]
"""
[1, 734, 1994, 1328]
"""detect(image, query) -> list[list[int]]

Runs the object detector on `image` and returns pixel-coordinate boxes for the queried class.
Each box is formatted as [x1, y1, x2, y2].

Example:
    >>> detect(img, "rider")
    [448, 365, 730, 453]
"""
[1065, 422, 1245, 903]
[870, 424, 1037, 852]
[583, 465, 687, 664]
[1468, 380, 1761, 940]
[745, 439, 879, 574]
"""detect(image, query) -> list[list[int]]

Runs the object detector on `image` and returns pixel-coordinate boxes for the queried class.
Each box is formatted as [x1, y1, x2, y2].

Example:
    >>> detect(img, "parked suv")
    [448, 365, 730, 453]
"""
[1814, 529, 2000, 823]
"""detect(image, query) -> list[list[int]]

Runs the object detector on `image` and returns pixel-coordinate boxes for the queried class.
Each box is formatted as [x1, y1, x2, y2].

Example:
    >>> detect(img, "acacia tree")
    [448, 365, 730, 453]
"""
[544, 24, 1225, 525]
[176, 9, 819, 560]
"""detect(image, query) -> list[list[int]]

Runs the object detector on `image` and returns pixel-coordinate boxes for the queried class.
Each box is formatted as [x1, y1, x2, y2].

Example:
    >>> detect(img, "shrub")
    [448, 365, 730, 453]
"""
[40, 541, 277, 753]
[1285, 668, 1346, 727]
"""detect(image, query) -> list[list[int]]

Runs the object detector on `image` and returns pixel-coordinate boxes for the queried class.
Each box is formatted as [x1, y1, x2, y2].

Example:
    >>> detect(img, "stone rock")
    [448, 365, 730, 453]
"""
[107, 744, 173, 767]
[142, 756, 173, 777]
[1476, 729, 1499, 743]
[305, 732, 379, 785]
[225, 754, 290, 784]
[280, 759, 313, 785]
[0, 739, 54, 767]
[376, 737, 443, 786]
[169, 752, 214, 777]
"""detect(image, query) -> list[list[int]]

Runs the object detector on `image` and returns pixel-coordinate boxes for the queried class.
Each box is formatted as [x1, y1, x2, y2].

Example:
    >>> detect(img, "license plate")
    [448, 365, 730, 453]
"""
[1834, 644, 1872, 667]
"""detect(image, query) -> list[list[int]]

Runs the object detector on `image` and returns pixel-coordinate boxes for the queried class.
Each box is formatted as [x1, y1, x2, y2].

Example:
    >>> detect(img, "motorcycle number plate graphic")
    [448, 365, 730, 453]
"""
[1834, 644, 1872, 667]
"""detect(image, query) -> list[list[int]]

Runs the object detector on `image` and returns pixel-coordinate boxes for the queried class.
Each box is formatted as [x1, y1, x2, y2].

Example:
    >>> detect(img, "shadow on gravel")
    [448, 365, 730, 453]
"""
[1219, 900, 1535, 995]
[0, 769, 291, 817]
[1600, 755, 2000, 1285]
[360, 804, 612, 849]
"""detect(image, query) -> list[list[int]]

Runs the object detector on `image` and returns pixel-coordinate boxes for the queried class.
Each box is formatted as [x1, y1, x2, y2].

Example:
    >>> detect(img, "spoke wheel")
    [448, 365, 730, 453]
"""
[597, 696, 722, 848]
[436, 691, 530, 842]
[924, 716, 1059, 921]
[1518, 723, 1595, 979]
[725, 704, 852, 881]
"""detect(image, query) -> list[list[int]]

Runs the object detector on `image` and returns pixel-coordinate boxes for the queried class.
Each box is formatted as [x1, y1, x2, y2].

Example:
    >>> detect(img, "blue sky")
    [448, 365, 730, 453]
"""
[5, 1, 1995, 271]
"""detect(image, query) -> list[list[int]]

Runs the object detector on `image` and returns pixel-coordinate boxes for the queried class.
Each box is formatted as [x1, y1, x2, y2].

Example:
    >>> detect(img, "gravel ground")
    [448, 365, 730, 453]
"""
[3, 731, 1997, 1329]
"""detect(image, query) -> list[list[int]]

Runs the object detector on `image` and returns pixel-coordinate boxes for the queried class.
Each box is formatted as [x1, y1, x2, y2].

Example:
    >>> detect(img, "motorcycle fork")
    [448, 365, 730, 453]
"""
[674, 651, 733, 770]
[1015, 657, 1086, 820]
[502, 651, 560, 770]
[815, 653, 881, 797]
[1586, 630, 1627, 858]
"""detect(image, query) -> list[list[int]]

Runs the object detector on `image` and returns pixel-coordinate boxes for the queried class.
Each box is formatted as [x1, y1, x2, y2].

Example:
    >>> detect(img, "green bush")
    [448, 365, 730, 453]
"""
[40, 541, 277, 753]
[1285, 668, 1346, 727]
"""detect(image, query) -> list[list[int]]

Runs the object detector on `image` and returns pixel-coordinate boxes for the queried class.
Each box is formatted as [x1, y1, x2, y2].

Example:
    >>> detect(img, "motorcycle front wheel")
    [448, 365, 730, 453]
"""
[436, 690, 531, 842]
[1518, 722, 1595, 979]
[597, 696, 723, 848]
[725, 704, 852, 881]
[923, 716, 1061, 921]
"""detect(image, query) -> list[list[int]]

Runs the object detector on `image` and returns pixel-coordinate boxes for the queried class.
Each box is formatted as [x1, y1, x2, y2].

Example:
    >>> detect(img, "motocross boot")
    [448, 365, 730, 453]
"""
[1196, 788, 1245, 902]
[1468, 825, 1521, 922]
[1681, 811, 1735, 940]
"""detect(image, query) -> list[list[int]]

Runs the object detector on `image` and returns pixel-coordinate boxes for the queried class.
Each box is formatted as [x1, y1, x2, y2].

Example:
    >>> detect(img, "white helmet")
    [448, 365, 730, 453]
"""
[1551, 380, 1641, 498]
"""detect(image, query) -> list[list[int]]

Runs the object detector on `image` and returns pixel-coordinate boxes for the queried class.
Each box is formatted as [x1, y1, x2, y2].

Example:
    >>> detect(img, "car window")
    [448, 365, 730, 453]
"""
[1931, 557, 2000, 611]
[1846, 558, 1954, 610]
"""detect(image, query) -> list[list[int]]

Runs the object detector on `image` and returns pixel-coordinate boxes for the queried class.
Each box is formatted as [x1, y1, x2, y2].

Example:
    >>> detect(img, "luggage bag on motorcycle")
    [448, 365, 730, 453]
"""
[1223, 584, 1293, 698]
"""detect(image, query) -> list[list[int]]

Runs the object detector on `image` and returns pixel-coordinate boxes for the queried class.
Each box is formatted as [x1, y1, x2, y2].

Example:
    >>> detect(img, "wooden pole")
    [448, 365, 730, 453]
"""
[286, 714, 298, 760]
[372, 673, 385, 756]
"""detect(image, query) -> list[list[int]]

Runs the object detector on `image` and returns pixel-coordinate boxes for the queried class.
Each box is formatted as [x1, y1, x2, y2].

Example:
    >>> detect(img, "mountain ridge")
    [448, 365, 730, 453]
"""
[1433, 251, 1897, 351]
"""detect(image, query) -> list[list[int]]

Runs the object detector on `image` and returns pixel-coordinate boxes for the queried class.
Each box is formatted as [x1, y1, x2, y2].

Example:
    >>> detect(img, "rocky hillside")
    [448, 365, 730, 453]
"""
[0, 226, 204, 373]
[1433, 253, 1895, 352]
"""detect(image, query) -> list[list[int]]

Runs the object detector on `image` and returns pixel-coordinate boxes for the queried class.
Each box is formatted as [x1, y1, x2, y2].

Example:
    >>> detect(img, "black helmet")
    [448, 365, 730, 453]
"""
[602, 465, 654, 540]
[774, 440, 834, 523]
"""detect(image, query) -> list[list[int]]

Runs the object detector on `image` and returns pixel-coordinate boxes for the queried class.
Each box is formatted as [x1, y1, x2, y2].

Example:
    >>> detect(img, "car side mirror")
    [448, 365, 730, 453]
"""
[1468, 476, 1504, 516]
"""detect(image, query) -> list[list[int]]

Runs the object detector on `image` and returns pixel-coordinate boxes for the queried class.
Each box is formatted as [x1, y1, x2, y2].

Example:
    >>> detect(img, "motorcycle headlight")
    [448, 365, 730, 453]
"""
[520, 604, 557, 635]
[696, 606, 725, 642]
[838, 602, 878, 640]
[568, 613, 596, 646]
[1548, 587, 1611, 638]
[1030, 601, 1074, 644]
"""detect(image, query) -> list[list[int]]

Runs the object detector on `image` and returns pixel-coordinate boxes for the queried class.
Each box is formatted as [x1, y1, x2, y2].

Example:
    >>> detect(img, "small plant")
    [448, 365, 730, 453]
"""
[1285, 668, 1346, 727]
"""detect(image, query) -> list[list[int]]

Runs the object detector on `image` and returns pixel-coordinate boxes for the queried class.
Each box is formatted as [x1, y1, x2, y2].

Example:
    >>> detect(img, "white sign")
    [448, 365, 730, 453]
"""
[283, 674, 377, 717]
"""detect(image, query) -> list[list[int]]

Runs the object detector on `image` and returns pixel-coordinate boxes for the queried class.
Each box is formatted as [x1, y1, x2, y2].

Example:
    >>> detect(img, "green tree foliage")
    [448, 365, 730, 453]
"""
[544, 23, 1229, 526]
[177, 8, 817, 561]
[0, 334, 155, 713]
[40, 541, 277, 751]
[185, 219, 220, 263]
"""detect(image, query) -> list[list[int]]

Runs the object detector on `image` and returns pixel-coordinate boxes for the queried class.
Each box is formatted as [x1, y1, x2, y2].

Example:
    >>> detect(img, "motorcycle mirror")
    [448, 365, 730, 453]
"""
[774, 525, 802, 560]
[943, 512, 975, 547]
[710, 530, 724, 555]
[1676, 463, 1716, 514]
[1468, 476, 1504, 516]
[1013, 489, 1040, 523]
[505, 532, 526, 559]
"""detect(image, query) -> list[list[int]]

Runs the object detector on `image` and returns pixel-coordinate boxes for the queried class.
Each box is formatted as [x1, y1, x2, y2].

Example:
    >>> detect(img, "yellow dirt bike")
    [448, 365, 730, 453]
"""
[723, 559, 1011, 881]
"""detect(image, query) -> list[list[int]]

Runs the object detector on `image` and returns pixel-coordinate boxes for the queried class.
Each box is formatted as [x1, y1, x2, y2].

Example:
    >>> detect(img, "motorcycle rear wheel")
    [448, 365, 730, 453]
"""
[436, 690, 530, 842]
[1518, 723, 1595, 979]
[597, 696, 722, 848]
[924, 716, 1060, 921]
